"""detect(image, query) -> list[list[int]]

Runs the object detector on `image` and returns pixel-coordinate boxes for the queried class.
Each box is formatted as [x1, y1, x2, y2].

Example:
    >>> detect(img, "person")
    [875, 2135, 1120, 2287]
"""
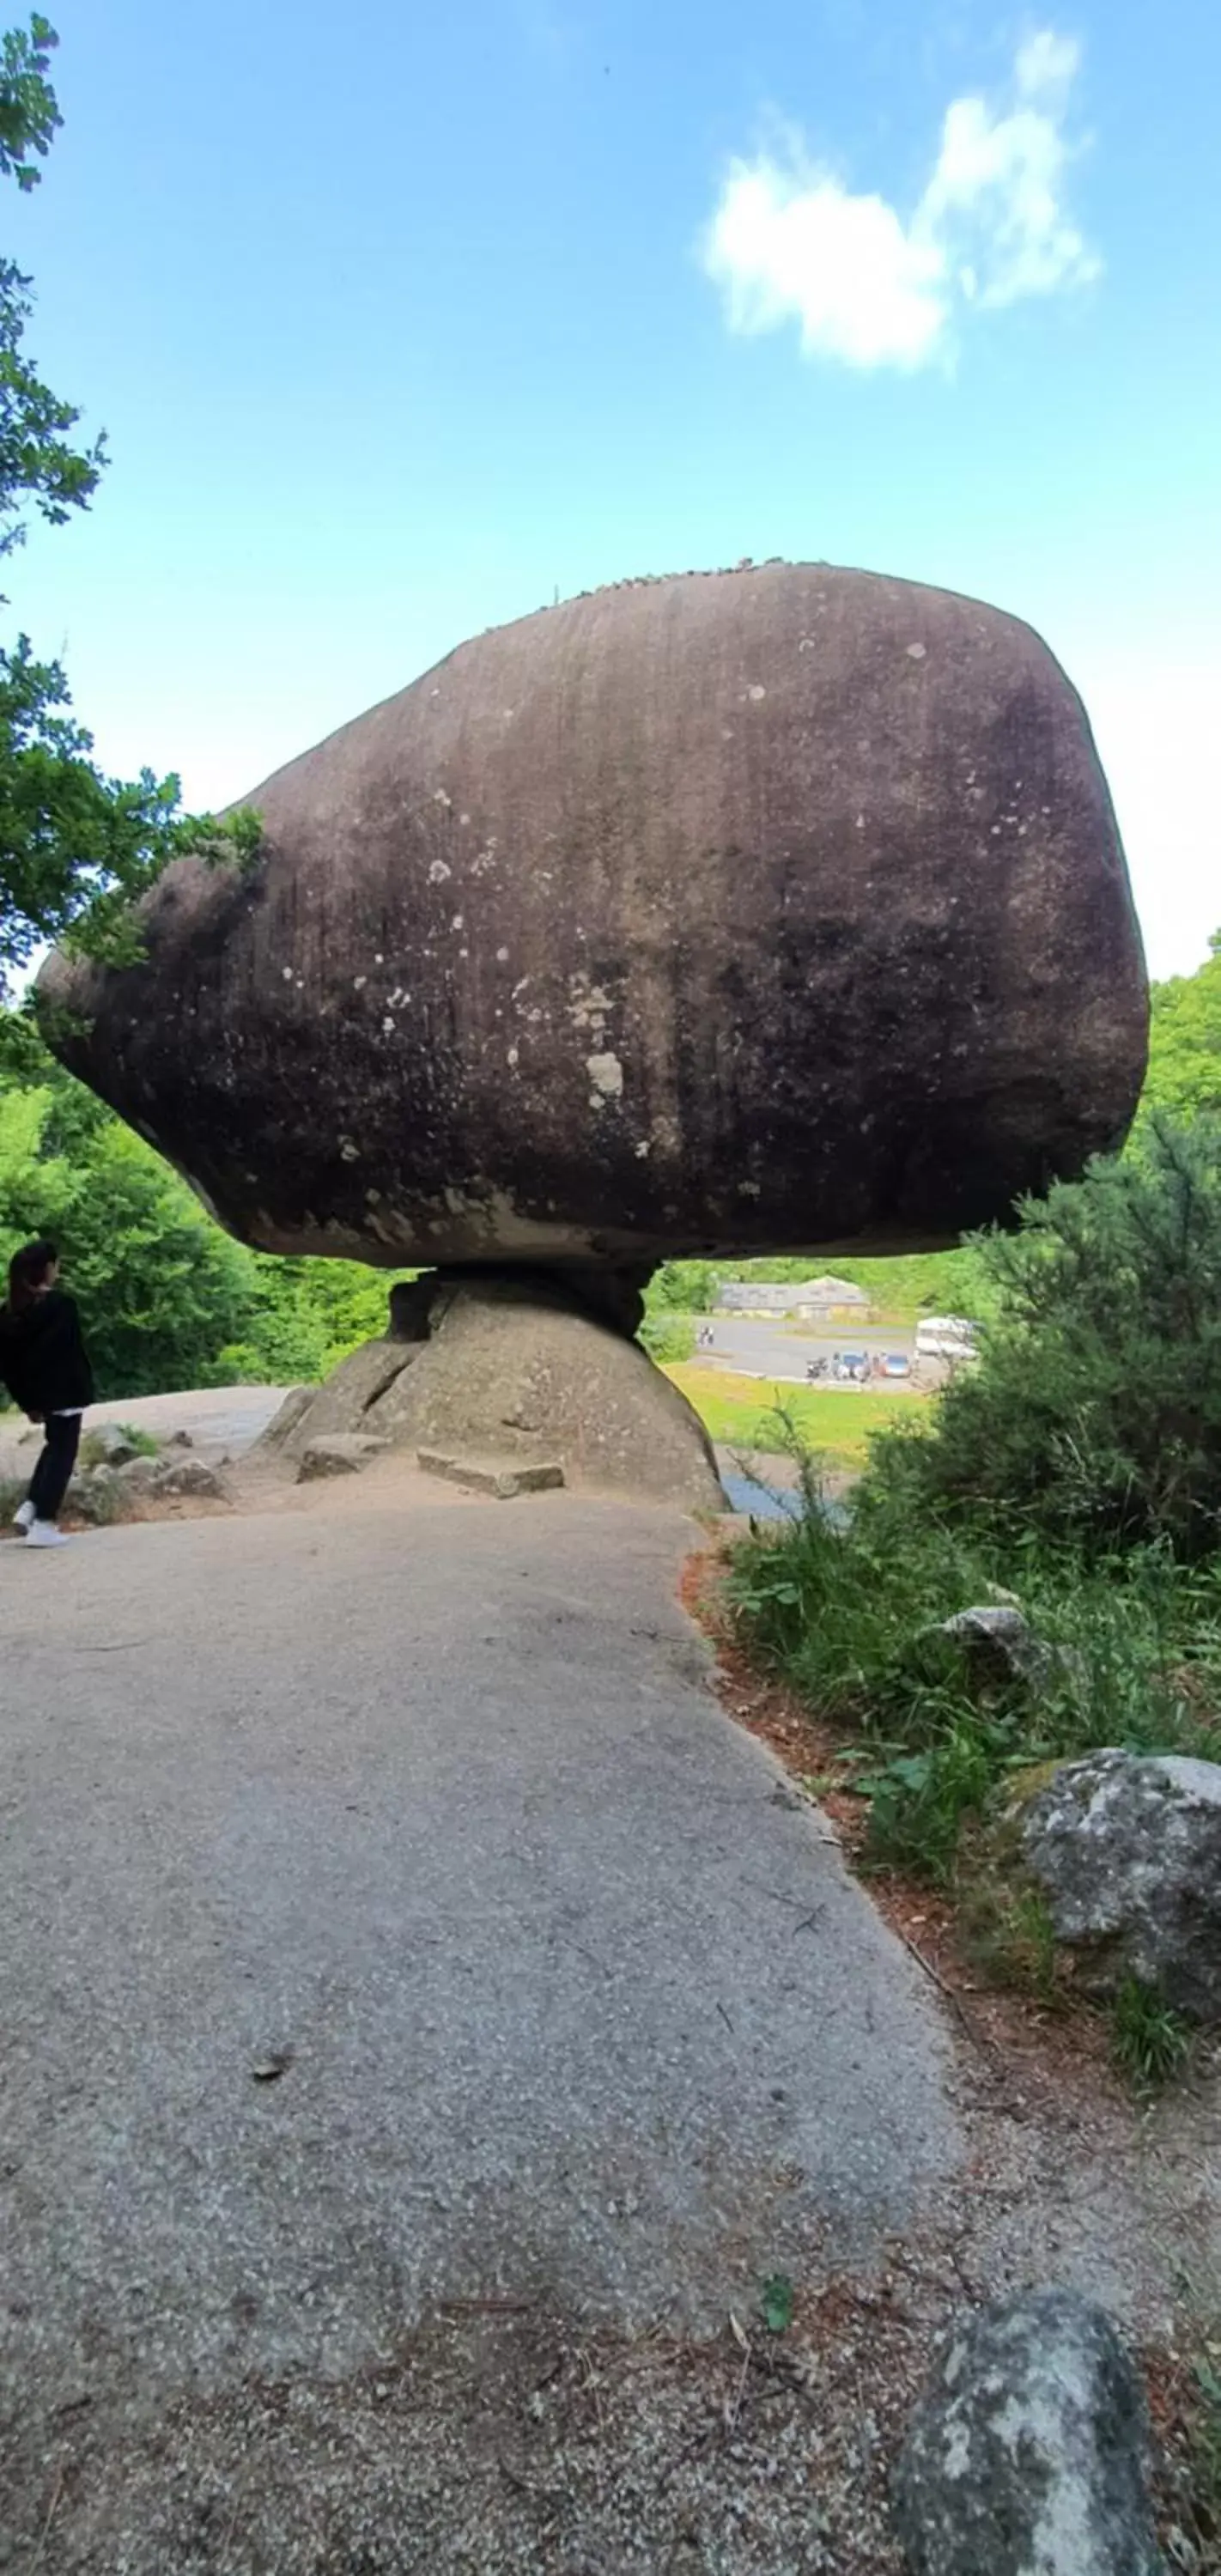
[0, 1239, 94, 1548]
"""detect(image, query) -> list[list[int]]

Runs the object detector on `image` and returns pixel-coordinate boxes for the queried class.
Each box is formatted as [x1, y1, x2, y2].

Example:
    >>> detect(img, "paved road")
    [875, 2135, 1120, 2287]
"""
[2, 1473, 957, 2472]
[0, 1382, 287, 1479]
[696, 1317, 917, 1383]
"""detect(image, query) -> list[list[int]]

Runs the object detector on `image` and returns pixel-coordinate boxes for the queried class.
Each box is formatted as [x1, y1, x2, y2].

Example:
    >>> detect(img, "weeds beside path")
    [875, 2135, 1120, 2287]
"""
[686, 1534, 1221, 2570]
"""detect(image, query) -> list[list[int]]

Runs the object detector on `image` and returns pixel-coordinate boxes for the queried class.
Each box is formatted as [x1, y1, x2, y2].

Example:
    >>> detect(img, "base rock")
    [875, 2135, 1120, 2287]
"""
[268, 1272, 723, 1513]
[892, 2287, 1163, 2576]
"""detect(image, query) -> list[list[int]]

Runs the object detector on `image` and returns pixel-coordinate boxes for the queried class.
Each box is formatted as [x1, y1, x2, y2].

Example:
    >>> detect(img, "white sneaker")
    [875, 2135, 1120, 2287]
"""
[25, 1520, 70, 1548]
[12, 1498, 34, 1532]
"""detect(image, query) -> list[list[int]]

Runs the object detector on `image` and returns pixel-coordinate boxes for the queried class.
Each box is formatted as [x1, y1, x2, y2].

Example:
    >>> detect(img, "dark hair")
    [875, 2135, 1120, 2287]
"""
[6, 1237, 58, 1316]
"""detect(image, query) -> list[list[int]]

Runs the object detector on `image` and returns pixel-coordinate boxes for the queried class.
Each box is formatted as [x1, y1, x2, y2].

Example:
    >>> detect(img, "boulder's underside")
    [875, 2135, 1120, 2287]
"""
[43, 563, 1148, 1268]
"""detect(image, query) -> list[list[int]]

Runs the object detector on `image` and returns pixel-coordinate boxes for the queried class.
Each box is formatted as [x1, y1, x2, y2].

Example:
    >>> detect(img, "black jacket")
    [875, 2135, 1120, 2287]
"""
[0, 1289, 94, 1416]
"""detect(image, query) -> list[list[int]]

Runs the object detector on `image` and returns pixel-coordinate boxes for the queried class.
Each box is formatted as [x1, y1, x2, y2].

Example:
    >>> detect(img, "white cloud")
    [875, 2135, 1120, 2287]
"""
[704, 30, 1100, 368]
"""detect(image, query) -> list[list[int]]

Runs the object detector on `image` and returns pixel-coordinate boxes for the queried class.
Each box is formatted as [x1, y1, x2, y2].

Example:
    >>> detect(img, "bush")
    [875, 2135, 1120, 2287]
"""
[861, 1115, 1221, 1564]
[639, 1310, 696, 1364]
[726, 1192, 1221, 1899]
[1109, 1976, 1195, 2093]
[729, 1497, 1221, 1884]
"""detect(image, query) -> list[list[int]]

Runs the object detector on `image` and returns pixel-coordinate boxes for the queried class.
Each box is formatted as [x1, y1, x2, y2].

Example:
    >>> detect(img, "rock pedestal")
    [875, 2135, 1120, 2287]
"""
[267, 1271, 724, 1514]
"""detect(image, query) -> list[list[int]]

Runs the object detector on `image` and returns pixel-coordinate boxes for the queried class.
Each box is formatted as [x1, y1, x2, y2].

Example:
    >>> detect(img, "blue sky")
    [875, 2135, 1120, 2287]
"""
[9, 0, 1220, 976]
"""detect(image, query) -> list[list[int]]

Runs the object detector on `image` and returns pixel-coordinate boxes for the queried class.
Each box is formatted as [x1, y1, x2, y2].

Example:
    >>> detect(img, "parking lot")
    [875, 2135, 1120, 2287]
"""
[693, 1314, 918, 1385]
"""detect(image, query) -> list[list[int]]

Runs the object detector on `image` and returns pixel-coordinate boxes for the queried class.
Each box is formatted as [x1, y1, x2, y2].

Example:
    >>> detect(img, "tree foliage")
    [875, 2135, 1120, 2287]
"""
[1143, 933, 1221, 1125]
[0, 1025, 406, 1396]
[0, 13, 104, 560]
[858, 1115, 1221, 1562]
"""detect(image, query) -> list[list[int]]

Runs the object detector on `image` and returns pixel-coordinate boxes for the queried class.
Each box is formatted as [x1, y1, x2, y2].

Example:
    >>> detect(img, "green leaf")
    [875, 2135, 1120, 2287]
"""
[759, 2273, 795, 2335]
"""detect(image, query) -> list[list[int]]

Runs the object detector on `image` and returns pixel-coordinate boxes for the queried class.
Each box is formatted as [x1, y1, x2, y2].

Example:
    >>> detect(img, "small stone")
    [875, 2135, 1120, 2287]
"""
[152, 1458, 226, 1500]
[934, 1605, 1079, 1696]
[296, 1433, 388, 1481]
[251, 2050, 292, 2082]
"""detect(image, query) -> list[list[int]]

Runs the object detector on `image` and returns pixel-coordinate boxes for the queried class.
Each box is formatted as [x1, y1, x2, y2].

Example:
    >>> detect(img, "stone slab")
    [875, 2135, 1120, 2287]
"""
[416, 1445, 565, 1498]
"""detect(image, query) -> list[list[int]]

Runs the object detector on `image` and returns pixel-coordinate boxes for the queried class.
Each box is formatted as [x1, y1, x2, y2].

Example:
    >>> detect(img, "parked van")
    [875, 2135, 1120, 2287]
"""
[914, 1315, 981, 1364]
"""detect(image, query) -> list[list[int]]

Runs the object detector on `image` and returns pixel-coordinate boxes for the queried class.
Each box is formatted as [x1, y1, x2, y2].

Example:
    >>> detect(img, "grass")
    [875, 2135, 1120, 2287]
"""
[726, 1473, 1221, 1901]
[724, 1483, 1221, 2090]
[664, 1364, 914, 1467]
[1109, 1976, 1196, 2093]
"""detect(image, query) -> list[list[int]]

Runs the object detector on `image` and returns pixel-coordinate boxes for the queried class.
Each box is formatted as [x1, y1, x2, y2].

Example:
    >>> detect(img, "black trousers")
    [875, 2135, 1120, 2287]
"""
[28, 1413, 82, 1522]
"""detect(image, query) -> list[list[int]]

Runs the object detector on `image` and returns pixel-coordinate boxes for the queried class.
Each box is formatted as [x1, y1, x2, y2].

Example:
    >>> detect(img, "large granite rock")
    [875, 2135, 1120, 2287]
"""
[892, 2287, 1163, 2576]
[41, 563, 1146, 1268]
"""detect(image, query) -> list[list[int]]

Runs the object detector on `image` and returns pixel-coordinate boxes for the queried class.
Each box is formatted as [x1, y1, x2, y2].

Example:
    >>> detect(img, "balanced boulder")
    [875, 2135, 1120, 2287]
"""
[41, 563, 1146, 1270]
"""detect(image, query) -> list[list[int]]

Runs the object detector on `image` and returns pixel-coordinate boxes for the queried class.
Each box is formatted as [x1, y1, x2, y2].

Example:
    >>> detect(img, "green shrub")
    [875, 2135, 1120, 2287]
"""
[639, 1309, 696, 1365]
[858, 1724, 999, 1883]
[0, 1018, 415, 1396]
[863, 1116, 1221, 1564]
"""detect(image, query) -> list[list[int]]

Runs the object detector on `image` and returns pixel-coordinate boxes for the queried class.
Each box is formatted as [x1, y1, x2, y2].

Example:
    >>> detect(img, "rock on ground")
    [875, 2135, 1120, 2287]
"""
[65, 1465, 125, 1525]
[151, 1455, 227, 1500]
[42, 562, 1146, 1267]
[115, 1454, 161, 1492]
[82, 1422, 141, 1467]
[891, 2287, 1164, 2576]
[296, 1432, 388, 1480]
[935, 1605, 1079, 1697]
[1006, 1748, 1221, 2020]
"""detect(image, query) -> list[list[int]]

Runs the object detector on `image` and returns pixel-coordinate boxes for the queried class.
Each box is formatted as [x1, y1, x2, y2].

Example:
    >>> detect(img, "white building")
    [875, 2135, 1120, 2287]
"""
[714, 1275, 871, 1319]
